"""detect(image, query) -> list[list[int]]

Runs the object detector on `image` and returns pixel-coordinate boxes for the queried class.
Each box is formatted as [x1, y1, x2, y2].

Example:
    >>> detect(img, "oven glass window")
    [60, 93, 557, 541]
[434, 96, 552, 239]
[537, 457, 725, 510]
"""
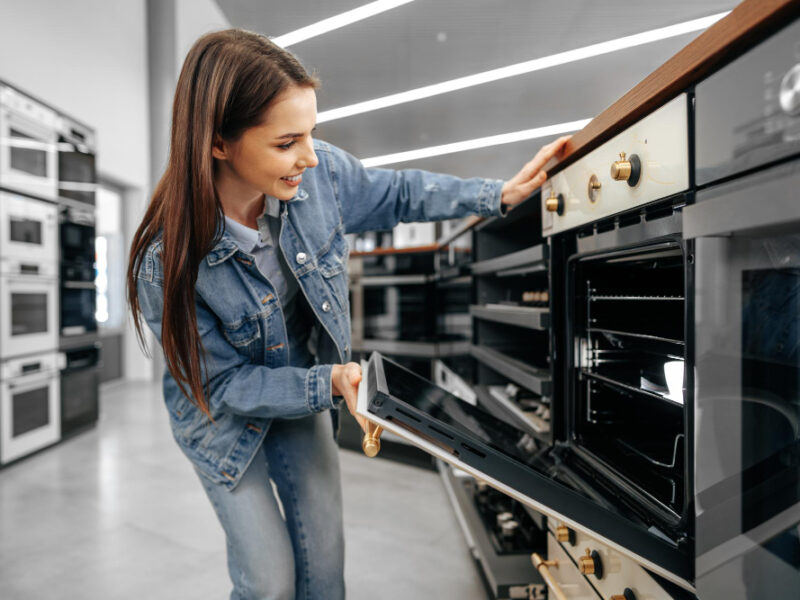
[61, 288, 97, 332]
[58, 143, 95, 184]
[12, 386, 49, 437]
[9, 128, 48, 177]
[11, 292, 47, 335]
[9, 217, 42, 245]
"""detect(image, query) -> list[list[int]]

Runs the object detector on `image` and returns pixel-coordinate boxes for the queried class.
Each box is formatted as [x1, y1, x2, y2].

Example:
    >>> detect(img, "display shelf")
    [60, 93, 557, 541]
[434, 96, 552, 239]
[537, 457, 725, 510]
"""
[469, 345, 551, 397]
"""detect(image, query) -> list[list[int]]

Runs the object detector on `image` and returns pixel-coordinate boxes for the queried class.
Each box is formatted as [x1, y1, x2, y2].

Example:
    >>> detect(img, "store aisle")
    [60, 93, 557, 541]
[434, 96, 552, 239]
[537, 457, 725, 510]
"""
[0, 380, 487, 600]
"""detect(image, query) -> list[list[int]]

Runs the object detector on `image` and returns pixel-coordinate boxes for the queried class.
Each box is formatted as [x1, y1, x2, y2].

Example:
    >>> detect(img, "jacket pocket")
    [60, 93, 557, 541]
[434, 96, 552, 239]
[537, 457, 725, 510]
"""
[317, 232, 349, 310]
[222, 316, 262, 361]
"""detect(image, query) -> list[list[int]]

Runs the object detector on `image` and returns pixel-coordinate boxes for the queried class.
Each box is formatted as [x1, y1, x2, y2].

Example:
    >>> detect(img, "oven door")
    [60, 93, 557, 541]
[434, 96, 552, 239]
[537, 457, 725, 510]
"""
[358, 351, 695, 591]
[0, 273, 59, 359]
[0, 191, 58, 264]
[60, 282, 97, 337]
[684, 161, 800, 598]
[60, 344, 100, 436]
[58, 136, 96, 205]
[0, 354, 61, 464]
[0, 107, 57, 200]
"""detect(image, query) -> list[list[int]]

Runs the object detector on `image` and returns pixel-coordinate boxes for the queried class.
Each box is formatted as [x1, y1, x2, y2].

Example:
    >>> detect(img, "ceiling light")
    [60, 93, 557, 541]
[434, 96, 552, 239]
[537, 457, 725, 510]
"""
[319, 12, 729, 123]
[360, 118, 591, 167]
[272, 0, 415, 48]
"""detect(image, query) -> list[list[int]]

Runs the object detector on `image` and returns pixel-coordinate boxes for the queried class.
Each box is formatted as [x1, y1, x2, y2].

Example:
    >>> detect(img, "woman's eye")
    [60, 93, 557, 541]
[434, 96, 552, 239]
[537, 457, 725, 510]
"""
[277, 141, 295, 150]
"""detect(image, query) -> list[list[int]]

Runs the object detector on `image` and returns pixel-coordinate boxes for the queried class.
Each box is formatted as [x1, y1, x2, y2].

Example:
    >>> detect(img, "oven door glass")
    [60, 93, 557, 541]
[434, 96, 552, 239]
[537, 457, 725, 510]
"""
[0, 369, 60, 464]
[60, 220, 95, 264]
[60, 285, 97, 336]
[359, 352, 694, 589]
[0, 276, 58, 358]
[686, 164, 800, 598]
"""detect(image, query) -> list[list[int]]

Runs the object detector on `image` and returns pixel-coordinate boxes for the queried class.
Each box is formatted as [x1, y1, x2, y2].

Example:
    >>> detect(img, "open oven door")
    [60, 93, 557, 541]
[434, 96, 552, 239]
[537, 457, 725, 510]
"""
[356, 351, 695, 591]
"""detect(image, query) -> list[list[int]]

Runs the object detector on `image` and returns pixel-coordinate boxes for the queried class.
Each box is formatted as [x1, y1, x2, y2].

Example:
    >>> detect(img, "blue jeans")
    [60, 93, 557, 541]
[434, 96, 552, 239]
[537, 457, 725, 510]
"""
[198, 411, 345, 600]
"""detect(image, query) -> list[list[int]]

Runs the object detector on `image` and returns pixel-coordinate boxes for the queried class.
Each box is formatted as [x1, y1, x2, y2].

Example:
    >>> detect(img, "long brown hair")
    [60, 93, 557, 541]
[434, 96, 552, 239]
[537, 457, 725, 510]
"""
[127, 29, 319, 417]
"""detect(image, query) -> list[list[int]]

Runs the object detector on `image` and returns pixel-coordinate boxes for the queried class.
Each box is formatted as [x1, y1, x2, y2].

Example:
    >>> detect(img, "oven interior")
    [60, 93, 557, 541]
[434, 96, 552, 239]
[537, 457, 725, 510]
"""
[570, 242, 689, 527]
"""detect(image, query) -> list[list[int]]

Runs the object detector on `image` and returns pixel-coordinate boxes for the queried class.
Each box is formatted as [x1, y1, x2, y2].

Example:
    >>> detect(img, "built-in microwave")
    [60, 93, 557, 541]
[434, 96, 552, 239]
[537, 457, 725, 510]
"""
[57, 115, 96, 206]
[0, 86, 58, 201]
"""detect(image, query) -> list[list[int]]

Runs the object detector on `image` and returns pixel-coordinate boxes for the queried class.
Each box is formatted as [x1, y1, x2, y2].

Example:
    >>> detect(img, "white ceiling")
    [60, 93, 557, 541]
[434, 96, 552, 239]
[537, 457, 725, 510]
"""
[215, 0, 739, 179]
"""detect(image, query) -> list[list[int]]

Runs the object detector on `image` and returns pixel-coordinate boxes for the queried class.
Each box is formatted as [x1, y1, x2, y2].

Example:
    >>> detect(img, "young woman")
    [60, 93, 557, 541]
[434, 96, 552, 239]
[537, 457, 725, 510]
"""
[128, 28, 568, 600]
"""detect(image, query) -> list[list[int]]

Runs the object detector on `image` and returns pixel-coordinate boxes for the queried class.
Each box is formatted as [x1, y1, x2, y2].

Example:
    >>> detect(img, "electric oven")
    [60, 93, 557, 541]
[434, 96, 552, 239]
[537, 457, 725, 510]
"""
[0, 257, 59, 359]
[0, 190, 58, 265]
[59, 205, 96, 337]
[57, 115, 96, 205]
[0, 86, 58, 201]
[0, 351, 63, 465]
[60, 342, 100, 437]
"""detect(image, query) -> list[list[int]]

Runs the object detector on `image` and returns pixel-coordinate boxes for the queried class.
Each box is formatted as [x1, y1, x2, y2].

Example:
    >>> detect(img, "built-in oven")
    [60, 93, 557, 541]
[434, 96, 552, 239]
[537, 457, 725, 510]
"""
[0, 258, 59, 359]
[0, 190, 58, 265]
[59, 205, 96, 337]
[0, 351, 63, 465]
[0, 86, 58, 201]
[57, 115, 96, 205]
[60, 343, 100, 437]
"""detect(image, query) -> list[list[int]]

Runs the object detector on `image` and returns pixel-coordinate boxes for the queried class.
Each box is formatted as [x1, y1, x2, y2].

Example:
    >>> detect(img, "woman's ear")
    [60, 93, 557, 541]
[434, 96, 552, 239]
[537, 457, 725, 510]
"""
[211, 135, 228, 160]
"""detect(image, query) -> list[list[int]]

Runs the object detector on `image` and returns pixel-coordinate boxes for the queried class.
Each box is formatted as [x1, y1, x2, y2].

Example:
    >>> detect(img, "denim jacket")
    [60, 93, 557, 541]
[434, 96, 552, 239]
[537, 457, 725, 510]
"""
[137, 140, 505, 490]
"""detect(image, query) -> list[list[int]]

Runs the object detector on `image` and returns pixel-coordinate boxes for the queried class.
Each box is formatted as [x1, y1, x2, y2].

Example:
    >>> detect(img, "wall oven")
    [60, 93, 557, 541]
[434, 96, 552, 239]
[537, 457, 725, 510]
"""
[0, 351, 63, 465]
[0, 190, 58, 265]
[60, 342, 100, 437]
[59, 205, 96, 337]
[0, 258, 59, 359]
[0, 86, 58, 201]
[57, 115, 96, 205]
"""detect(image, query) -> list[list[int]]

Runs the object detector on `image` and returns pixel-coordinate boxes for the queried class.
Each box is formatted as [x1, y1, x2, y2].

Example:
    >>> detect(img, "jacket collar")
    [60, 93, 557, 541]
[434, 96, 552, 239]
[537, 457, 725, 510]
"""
[206, 189, 308, 267]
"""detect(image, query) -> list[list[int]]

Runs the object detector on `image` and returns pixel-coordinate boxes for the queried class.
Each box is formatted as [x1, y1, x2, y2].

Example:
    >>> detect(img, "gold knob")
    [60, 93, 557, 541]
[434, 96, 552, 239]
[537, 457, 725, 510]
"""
[610, 152, 632, 181]
[579, 548, 595, 574]
[611, 590, 637, 600]
[556, 525, 571, 543]
[361, 424, 383, 458]
[545, 191, 560, 213]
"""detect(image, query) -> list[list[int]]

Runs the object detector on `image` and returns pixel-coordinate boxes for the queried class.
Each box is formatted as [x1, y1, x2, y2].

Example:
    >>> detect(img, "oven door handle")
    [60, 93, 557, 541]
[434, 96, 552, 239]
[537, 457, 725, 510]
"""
[7, 372, 57, 390]
[684, 164, 800, 239]
[62, 281, 96, 290]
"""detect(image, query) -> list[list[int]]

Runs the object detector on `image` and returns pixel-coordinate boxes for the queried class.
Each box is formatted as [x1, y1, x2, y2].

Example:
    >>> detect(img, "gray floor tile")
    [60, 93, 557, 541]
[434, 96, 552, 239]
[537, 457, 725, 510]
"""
[0, 380, 487, 599]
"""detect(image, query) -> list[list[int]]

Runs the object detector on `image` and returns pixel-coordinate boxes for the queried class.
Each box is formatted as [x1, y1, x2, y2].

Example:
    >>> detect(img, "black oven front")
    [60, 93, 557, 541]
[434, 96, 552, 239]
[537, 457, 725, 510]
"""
[59, 206, 96, 338]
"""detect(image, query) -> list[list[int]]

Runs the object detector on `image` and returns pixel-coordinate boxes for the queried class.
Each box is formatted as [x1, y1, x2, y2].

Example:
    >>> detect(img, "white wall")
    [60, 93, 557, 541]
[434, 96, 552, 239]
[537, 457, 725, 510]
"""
[176, 0, 231, 74]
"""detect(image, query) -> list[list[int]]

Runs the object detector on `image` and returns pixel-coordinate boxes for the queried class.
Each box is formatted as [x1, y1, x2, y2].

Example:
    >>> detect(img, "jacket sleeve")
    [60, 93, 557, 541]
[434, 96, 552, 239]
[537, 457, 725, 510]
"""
[136, 274, 335, 420]
[323, 142, 506, 235]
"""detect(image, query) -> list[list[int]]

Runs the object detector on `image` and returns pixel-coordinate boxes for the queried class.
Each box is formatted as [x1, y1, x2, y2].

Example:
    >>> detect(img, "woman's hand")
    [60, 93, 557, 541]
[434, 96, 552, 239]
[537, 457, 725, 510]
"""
[331, 362, 367, 432]
[500, 135, 571, 208]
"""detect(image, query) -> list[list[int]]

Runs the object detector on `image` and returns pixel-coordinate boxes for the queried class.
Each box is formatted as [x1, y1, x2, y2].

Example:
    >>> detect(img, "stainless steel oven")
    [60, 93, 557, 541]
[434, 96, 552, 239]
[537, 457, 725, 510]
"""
[59, 205, 96, 337]
[0, 190, 58, 265]
[0, 86, 58, 200]
[0, 351, 63, 465]
[60, 342, 100, 437]
[57, 115, 96, 205]
[0, 258, 59, 359]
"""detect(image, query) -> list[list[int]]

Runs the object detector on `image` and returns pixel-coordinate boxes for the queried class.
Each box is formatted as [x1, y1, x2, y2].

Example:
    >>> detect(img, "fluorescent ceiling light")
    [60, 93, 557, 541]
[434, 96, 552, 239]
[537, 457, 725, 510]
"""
[320, 11, 729, 123]
[360, 118, 591, 167]
[272, 0, 415, 48]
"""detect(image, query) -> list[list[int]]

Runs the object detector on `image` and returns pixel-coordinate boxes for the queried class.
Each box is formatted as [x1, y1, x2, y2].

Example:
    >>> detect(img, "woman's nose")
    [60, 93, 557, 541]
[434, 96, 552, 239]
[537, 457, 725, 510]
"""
[298, 139, 319, 169]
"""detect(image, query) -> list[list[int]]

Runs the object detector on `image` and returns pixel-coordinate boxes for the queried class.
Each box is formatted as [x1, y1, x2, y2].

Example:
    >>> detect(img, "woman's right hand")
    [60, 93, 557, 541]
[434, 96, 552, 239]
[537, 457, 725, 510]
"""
[331, 362, 367, 432]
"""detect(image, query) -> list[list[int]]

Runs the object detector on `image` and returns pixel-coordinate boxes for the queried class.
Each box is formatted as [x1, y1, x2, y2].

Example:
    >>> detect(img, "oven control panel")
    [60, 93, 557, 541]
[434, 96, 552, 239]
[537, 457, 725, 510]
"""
[546, 521, 686, 599]
[542, 94, 689, 236]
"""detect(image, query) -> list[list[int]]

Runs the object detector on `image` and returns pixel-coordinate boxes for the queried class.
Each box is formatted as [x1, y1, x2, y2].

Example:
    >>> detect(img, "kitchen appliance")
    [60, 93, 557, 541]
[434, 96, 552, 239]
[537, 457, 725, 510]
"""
[56, 115, 96, 205]
[0, 86, 58, 200]
[59, 204, 96, 338]
[0, 351, 63, 464]
[60, 342, 100, 437]
[0, 190, 58, 265]
[0, 257, 59, 359]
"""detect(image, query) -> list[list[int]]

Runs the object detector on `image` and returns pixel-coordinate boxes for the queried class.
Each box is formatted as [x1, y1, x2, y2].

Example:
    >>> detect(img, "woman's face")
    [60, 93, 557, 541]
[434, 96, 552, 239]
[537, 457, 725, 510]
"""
[213, 85, 319, 202]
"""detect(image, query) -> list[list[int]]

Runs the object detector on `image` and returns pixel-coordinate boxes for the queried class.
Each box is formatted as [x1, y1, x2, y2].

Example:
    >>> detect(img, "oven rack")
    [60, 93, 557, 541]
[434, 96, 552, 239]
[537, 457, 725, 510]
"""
[589, 294, 684, 301]
[586, 327, 684, 347]
[470, 344, 551, 397]
[581, 368, 684, 407]
[469, 304, 550, 330]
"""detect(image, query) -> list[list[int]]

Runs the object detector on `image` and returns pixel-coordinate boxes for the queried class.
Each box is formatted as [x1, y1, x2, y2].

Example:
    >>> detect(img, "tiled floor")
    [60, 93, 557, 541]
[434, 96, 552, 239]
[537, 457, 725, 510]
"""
[0, 380, 488, 599]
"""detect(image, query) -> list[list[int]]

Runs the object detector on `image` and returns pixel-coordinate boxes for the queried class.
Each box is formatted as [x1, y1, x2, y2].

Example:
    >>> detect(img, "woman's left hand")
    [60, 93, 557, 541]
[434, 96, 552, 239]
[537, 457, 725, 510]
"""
[500, 135, 571, 208]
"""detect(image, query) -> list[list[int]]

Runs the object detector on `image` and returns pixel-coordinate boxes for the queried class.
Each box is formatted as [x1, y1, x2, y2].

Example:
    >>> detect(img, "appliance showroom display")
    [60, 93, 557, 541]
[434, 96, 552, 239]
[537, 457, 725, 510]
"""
[59, 203, 97, 339]
[359, 5, 800, 599]
[0, 86, 58, 201]
[56, 114, 96, 206]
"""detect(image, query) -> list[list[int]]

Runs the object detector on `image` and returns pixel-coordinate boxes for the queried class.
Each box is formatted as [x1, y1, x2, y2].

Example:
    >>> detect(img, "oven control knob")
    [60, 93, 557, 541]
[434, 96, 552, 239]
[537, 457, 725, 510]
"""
[588, 174, 601, 202]
[611, 589, 637, 600]
[578, 548, 603, 578]
[556, 525, 576, 546]
[780, 63, 800, 116]
[545, 191, 565, 215]
[610, 152, 641, 187]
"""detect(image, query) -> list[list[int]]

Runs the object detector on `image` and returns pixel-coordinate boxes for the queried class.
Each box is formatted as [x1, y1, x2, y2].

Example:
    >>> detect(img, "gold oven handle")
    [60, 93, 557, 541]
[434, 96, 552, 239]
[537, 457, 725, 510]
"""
[531, 553, 568, 600]
[361, 422, 384, 457]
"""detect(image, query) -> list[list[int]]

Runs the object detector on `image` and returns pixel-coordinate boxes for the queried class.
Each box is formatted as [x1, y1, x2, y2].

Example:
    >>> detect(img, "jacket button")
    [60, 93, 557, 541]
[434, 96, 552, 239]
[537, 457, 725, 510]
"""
[321, 301, 332, 312]
[296, 252, 307, 265]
